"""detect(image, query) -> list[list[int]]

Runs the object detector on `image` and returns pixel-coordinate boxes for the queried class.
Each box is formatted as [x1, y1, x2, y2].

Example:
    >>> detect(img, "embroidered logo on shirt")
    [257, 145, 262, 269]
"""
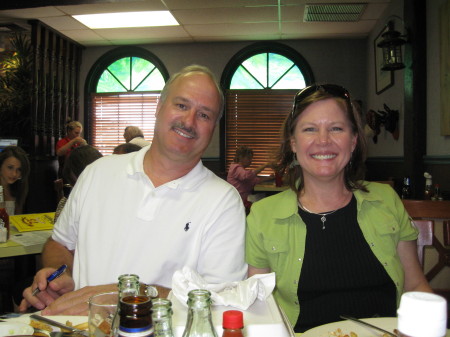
[184, 222, 191, 231]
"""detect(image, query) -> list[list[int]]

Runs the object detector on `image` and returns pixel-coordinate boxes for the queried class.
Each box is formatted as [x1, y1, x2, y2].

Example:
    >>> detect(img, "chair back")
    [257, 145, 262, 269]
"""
[412, 220, 434, 267]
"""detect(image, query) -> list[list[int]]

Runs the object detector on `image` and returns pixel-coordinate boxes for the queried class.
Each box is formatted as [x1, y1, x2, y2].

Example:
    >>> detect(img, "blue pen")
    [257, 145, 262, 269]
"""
[32, 264, 68, 296]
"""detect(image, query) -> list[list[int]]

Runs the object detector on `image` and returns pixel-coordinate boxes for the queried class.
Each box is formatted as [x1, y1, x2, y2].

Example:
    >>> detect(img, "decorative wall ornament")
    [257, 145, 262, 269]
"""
[365, 104, 399, 143]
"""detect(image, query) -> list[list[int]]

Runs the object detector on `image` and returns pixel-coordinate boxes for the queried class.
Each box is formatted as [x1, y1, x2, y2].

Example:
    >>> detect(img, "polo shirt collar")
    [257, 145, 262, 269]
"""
[125, 146, 207, 190]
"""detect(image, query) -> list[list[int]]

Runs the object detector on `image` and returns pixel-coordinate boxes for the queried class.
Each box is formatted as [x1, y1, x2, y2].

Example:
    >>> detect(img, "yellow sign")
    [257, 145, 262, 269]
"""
[10, 212, 55, 232]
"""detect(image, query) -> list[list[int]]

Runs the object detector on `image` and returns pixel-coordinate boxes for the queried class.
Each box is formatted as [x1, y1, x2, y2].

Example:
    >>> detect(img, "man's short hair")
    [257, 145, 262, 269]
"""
[124, 126, 144, 141]
[159, 65, 224, 121]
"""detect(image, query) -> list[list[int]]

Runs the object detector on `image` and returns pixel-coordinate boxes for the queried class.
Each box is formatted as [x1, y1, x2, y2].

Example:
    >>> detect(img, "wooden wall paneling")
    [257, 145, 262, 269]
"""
[440, 0, 450, 135]
[45, 30, 55, 156]
[403, 0, 427, 199]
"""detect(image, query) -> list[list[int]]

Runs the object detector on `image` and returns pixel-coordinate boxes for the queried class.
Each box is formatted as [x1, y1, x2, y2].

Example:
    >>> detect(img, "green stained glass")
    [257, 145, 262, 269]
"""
[135, 70, 166, 91]
[242, 53, 268, 87]
[268, 53, 295, 88]
[97, 70, 127, 93]
[230, 66, 264, 89]
[96, 56, 165, 93]
[131, 58, 154, 90]
[272, 67, 305, 89]
[230, 52, 305, 90]
[108, 57, 132, 90]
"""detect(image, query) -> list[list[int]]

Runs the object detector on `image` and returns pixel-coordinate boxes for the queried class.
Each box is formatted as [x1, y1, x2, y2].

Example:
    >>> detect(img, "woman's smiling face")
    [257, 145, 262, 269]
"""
[290, 98, 357, 182]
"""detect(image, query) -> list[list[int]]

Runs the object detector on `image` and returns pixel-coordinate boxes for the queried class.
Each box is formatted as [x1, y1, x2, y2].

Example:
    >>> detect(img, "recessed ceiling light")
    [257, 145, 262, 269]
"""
[73, 11, 179, 29]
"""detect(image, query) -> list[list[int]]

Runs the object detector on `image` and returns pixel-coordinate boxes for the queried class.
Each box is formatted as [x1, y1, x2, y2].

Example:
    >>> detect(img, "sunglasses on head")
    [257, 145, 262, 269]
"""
[291, 84, 351, 117]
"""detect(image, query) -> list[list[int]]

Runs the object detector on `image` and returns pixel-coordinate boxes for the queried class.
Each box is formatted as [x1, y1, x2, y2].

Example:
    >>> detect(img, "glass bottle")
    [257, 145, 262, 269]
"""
[0, 186, 9, 243]
[431, 184, 443, 201]
[396, 291, 447, 337]
[401, 177, 412, 199]
[222, 310, 244, 337]
[112, 274, 141, 336]
[152, 298, 174, 337]
[424, 172, 433, 200]
[118, 295, 153, 337]
[182, 289, 218, 337]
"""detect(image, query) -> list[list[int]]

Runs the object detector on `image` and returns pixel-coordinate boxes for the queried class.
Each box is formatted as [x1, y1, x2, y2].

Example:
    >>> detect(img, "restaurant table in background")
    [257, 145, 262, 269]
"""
[254, 183, 289, 194]
[0, 226, 51, 312]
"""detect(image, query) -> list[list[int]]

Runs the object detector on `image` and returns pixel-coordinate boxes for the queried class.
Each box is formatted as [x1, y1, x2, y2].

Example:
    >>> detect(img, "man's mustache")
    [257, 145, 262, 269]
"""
[171, 122, 197, 138]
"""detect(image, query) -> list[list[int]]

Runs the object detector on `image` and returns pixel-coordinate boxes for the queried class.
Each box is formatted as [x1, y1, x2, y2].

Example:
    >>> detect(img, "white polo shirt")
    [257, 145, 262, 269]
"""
[53, 146, 247, 289]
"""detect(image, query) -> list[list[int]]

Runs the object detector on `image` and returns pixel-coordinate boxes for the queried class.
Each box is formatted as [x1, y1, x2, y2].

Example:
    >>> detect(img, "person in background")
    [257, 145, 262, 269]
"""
[56, 121, 87, 177]
[113, 143, 142, 154]
[0, 146, 30, 215]
[20, 64, 247, 315]
[54, 145, 103, 222]
[123, 126, 151, 147]
[245, 84, 432, 332]
[227, 146, 273, 209]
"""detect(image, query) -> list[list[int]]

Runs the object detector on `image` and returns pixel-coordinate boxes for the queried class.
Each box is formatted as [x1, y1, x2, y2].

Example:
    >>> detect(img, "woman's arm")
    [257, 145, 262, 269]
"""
[397, 240, 433, 293]
[248, 265, 271, 277]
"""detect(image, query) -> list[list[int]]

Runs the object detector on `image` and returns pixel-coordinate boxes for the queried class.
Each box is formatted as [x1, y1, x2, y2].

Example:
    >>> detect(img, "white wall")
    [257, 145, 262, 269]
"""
[79, 39, 367, 158]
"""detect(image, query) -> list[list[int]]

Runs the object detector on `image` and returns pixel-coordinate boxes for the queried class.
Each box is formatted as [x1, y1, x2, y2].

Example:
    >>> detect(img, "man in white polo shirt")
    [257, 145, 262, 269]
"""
[20, 65, 247, 315]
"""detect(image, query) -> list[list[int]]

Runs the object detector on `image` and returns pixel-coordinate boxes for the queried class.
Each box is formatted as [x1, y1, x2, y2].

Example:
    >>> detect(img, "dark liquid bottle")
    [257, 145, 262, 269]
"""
[401, 177, 412, 199]
[119, 295, 153, 337]
[0, 186, 10, 242]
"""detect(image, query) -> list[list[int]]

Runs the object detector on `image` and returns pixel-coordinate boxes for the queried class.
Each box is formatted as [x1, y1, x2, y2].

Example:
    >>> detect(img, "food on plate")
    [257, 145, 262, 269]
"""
[64, 320, 89, 331]
[327, 328, 392, 337]
[327, 328, 358, 337]
[29, 318, 52, 332]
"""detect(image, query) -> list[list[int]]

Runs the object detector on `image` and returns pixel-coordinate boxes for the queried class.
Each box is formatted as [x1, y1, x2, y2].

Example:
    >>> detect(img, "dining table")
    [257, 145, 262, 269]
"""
[0, 226, 51, 258]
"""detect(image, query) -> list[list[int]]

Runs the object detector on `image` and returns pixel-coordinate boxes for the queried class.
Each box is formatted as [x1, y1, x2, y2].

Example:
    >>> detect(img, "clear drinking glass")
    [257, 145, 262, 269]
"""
[88, 291, 119, 337]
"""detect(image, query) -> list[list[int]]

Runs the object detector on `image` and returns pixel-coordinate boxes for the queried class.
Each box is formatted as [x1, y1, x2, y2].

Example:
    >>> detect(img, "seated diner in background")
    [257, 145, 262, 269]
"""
[113, 142, 142, 154]
[56, 121, 87, 177]
[245, 84, 432, 332]
[19, 64, 247, 315]
[0, 146, 30, 215]
[227, 145, 273, 208]
[123, 125, 151, 148]
[54, 145, 103, 222]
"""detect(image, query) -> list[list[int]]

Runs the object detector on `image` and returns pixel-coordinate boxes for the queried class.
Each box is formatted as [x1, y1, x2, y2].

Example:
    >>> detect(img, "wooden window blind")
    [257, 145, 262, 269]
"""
[225, 90, 297, 175]
[91, 92, 160, 155]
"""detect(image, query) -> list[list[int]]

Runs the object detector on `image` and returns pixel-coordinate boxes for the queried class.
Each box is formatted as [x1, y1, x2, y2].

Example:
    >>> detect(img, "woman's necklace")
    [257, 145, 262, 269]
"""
[297, 201, 338, 230]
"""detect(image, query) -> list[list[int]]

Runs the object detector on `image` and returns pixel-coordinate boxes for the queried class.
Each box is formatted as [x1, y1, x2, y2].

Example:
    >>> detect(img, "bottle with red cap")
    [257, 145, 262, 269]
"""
[222, 310, 244, 337]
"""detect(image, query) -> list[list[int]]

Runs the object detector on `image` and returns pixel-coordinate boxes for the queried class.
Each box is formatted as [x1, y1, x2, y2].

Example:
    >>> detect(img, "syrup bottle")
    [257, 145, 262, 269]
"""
[118, 295, 153, 337]
[0, 186, 10, 242]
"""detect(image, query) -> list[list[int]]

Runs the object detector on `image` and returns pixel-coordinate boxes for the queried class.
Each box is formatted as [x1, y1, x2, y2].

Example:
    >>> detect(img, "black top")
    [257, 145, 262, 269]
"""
[294, 196, 397, 333]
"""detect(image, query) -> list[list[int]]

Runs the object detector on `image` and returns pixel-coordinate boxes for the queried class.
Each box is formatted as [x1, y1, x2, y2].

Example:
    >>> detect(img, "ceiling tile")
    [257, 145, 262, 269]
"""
[163, 0, 277, 10]
[173, 6, 277, 25]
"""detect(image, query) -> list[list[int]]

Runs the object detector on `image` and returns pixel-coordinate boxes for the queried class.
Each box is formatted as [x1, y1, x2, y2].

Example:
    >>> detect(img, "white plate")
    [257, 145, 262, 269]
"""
[0, 322, 34, 336]
[302, 317, 397, 337]
[5, 314, 88, 332]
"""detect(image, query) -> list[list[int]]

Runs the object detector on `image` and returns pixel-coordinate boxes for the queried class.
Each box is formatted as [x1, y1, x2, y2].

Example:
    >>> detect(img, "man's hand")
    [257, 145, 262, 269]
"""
[19, 267, 75, 312]
[41, 284, 117, 316]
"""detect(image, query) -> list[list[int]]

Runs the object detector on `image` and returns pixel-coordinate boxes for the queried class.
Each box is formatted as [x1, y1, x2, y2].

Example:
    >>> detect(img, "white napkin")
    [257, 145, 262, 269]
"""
[171, 266, 275, 310]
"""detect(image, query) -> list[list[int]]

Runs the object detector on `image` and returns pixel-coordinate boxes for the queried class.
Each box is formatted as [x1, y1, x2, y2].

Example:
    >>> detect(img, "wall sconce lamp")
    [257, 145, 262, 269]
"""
[377, 17, 408, 71]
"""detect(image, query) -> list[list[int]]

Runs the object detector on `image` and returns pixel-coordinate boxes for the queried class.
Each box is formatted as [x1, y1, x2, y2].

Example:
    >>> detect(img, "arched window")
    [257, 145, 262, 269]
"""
[85, 47, 169, 155]
[221, 42, 314, 174]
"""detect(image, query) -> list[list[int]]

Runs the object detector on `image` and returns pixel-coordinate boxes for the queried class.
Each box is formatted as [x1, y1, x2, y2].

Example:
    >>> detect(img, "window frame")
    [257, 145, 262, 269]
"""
[220, 42, 315, 174]
[84, 46, 169, 147]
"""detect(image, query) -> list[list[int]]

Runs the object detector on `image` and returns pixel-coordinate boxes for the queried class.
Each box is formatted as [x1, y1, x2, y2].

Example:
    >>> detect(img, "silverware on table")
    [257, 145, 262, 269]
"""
[30, 314, 88, 337]
[339, 315, 397, 337]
